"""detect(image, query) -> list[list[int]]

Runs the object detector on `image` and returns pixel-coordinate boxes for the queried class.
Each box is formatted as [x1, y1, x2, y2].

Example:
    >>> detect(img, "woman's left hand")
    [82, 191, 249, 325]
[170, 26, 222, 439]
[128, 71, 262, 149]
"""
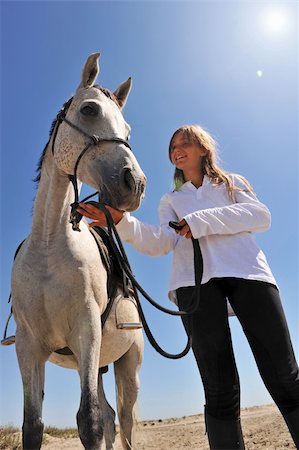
[176, 219, 193, 239]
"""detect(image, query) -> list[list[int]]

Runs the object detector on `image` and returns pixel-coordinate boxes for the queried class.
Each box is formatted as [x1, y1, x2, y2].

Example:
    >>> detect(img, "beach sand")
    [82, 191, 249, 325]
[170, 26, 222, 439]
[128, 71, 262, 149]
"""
[41, 404, 295, 449]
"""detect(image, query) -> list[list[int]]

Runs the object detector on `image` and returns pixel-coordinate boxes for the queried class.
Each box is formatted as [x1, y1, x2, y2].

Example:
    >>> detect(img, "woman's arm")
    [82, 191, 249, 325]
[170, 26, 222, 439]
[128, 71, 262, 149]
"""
[115, 194, 179, 256]
[183, 178, 271, 239]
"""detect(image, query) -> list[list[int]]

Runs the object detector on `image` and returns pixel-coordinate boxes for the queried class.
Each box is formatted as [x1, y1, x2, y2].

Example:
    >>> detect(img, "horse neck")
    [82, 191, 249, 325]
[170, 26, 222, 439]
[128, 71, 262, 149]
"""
[31, 145, 80, 244]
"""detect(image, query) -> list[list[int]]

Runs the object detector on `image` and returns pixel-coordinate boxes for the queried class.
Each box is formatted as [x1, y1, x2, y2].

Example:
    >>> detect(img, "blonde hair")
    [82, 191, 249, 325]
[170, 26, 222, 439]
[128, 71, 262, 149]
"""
[168, 124, 252, 200]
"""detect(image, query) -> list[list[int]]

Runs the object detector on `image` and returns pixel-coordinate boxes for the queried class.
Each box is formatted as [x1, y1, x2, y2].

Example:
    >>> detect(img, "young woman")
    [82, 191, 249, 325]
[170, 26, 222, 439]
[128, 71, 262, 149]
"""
[78, 125, 299, 449]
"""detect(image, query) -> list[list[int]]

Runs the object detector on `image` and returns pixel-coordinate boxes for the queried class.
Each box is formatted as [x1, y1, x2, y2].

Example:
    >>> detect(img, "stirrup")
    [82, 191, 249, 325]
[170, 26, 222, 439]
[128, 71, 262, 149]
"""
[1, 310, 16, 346]
[117, 323, 143, 330]
[1, 335, 16, 346]
[115, 295, 142, 330]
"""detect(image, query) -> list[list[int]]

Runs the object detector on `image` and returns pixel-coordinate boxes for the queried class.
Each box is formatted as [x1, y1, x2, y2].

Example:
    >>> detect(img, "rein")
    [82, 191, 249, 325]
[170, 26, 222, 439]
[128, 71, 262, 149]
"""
[49, 98, 203, 359]
[85, 202, 204, 360]
[2, 95, 203, 360]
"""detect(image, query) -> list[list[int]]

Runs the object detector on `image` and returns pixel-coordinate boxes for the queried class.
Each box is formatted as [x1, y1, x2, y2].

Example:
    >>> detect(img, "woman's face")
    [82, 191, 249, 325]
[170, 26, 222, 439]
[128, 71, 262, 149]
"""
[170, 132, 206, 173]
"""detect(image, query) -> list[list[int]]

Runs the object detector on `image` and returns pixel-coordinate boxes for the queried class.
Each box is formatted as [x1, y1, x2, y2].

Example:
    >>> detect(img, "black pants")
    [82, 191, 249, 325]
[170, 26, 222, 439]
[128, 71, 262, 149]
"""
[177, 278, 299, 421]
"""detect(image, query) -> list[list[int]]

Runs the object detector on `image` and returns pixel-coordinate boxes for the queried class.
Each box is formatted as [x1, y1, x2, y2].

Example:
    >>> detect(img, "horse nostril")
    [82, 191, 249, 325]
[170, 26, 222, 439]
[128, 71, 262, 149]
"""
[139, 180, 146, 195]
[122, 168, 135, 191]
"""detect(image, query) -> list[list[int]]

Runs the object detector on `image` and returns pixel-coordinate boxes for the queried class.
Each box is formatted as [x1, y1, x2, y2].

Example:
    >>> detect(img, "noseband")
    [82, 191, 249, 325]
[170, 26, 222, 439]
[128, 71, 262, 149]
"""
[51, 97, 131, 231]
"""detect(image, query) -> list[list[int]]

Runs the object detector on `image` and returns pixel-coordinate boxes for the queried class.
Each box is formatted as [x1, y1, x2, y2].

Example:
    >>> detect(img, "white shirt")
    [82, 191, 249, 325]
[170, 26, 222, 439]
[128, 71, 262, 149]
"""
[116, 175, 277, 302]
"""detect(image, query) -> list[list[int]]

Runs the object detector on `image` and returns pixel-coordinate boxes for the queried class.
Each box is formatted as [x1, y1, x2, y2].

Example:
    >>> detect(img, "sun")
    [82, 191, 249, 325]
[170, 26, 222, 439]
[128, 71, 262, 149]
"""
[262, 8, 291, 35]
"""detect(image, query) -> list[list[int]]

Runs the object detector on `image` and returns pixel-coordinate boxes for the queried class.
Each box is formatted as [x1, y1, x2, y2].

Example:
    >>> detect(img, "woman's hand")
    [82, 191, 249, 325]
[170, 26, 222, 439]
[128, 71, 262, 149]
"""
[175, 219, 193, 239]
[76, 203, 124, 228]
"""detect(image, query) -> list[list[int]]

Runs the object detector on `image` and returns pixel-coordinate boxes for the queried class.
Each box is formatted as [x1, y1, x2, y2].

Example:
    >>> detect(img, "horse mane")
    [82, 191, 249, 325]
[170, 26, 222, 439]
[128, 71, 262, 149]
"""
[33, 86, 119, 186]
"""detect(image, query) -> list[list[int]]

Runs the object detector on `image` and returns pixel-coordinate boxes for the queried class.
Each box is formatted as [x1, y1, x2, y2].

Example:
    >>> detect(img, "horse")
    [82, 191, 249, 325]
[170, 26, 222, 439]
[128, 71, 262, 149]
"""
[11, 53, 146, 450]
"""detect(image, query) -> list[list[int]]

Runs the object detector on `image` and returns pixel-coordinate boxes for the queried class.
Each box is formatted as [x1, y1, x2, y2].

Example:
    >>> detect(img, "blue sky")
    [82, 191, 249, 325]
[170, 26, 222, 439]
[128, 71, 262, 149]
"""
[0, 0, 298, 428]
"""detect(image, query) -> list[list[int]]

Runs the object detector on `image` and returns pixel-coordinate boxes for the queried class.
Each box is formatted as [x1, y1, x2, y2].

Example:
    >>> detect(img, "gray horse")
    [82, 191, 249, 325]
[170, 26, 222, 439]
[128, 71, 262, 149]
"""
[11, 53, 146, 450]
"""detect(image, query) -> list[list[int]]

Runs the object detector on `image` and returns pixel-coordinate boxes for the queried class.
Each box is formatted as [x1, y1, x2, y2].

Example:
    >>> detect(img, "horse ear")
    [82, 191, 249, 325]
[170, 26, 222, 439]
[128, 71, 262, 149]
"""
[113, 77, 132, 109]
[80, 53, 100, 88]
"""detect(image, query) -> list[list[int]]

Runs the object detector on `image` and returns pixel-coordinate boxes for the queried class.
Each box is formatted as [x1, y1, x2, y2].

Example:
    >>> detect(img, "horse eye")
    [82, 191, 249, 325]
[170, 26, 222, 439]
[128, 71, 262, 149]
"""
[80, 103, 99, 117]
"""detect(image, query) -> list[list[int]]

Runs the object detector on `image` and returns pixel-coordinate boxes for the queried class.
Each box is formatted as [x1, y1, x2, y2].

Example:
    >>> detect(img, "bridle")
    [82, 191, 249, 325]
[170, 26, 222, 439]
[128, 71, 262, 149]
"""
[51, 96, 132, 231]
[2, 94, 204, 360]
[49, 95, 203, 360]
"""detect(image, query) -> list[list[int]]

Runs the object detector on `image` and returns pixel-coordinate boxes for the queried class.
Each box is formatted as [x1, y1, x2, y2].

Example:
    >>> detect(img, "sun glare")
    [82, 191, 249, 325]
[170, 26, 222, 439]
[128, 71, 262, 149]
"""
[262, 8, 290, 35]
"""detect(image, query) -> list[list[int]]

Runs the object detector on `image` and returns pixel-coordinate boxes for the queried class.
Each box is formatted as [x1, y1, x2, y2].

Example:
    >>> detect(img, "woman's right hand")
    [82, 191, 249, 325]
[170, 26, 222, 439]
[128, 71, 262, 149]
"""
[176, 219, 193, 239]
[76, 203, 124, 228]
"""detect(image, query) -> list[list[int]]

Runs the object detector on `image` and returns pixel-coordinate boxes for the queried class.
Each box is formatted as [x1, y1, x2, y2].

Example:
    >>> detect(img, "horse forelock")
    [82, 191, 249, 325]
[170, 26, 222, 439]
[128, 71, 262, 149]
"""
[94, 85, 121, 108]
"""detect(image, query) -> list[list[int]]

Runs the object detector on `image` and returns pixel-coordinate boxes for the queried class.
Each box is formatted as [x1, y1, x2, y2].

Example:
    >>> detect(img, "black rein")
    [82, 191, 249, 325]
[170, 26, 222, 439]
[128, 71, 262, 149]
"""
[50, 98, 204, 359]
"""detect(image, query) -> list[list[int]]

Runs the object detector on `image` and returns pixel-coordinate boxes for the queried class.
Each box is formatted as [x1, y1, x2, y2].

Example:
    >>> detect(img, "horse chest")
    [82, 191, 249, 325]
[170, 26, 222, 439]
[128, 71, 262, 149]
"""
[12, 235, 106, 305]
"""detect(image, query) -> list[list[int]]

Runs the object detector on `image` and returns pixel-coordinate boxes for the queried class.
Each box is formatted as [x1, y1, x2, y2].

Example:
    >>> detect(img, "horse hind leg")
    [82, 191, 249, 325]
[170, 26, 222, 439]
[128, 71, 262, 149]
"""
[15, 329, 48, 450]
[98, 370, 116, 449]
[114, 332, 143, 450]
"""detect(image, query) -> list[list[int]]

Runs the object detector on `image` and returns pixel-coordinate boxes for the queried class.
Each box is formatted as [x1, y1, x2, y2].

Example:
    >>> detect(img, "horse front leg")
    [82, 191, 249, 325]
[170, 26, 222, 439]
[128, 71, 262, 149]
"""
[70, 312, 104, 449]
[114, 331, 143, 450]
[15, 329, 48, 450]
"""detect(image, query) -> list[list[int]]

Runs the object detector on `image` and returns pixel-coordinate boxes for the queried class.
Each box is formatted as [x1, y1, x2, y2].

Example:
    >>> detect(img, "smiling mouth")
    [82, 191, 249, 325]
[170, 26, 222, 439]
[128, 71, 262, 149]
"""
[175, 155, 186, 163]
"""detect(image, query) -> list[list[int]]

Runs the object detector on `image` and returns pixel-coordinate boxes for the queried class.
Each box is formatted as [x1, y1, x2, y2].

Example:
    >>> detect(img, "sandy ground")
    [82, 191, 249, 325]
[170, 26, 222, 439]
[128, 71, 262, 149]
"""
[38, 404, 296, 450]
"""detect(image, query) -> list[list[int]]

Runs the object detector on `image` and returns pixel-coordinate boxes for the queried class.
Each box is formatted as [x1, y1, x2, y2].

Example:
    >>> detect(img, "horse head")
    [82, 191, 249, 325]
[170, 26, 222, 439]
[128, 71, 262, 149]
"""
[53, 52, 146, 212]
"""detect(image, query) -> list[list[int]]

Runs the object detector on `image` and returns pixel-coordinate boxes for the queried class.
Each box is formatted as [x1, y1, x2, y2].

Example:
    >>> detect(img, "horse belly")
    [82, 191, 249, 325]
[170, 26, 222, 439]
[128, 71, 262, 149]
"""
[99, 295, 143, 365]
[48, 328, 142, 370]
[48, 295, 143, 369]
[100, 327, 142, 367]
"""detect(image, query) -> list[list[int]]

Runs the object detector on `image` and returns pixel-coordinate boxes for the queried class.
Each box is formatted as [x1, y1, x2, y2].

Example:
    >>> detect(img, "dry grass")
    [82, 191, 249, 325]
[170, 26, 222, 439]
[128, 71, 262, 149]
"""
[0, 426, 78, 449]
[44, 426, 78, 438]
[0, 426, 21, 450]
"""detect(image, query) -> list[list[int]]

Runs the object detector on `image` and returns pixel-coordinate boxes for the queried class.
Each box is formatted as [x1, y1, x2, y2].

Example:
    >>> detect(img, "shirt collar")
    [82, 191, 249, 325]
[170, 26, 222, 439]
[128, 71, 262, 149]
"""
[180, 175, 210, 191]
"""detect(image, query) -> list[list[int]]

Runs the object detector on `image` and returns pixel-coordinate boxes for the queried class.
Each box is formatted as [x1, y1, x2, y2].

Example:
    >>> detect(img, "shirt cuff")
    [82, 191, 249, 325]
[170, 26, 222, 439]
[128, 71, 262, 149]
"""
[115, 212, 131, 238]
